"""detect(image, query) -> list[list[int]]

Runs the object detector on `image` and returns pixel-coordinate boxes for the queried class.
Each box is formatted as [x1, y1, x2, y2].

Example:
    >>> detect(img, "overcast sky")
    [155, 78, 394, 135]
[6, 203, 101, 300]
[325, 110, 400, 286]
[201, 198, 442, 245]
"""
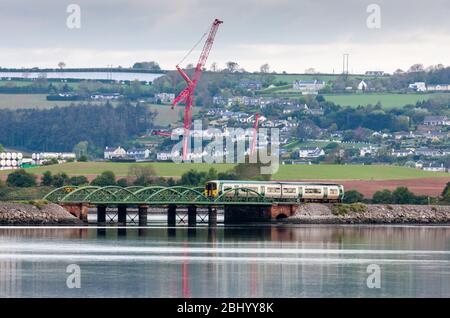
[0, 0, 449, 73]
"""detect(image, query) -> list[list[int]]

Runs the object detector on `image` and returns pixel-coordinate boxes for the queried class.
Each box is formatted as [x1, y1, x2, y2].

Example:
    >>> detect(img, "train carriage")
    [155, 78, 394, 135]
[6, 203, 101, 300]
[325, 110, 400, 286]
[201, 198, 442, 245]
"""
[205, 180, 344, 203]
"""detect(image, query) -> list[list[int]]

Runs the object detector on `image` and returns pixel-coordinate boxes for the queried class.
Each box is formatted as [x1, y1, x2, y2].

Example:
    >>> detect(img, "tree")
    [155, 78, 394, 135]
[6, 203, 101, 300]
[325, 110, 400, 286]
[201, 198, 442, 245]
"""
[52, 172, 70, 187]
[73, 141, 89, 159]
[225, 61, 239, 73]
[91, 171, 116, 187]
[260, 63, 270, 73]
[58, 62, 66, 70]
[6, 169, 37, 187]
[41, 171, 53, 186]
[69, 176, 89, 186]
[343, 190, 364, 203]
[372, 189, 393, 204]
[78, 155, 88, 162]
[210, 62, 219, 72]
[392, 187, 416, 204]
[129, 165, 156, 186]
[132, 61, 161, 71]
[179, 169, 207, 186]
[408, 64, 424, 73]
[117, 178, 128, 187]
[0, 144, 3, 152]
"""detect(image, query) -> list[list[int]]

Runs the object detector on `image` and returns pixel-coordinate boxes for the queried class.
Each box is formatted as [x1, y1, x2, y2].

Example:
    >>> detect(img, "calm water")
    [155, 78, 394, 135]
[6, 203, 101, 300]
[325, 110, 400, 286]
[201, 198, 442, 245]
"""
[0, 224, 449, 298]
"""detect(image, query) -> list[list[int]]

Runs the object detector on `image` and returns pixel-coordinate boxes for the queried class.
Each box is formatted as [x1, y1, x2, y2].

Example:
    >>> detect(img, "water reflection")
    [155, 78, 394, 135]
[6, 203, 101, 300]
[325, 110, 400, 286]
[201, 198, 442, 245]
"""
[0, 225, 449, 298]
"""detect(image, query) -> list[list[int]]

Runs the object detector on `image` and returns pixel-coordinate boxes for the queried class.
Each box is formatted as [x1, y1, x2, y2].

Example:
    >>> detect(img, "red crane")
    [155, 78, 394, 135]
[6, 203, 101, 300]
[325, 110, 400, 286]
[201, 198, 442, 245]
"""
[250, 113, 259, 156]
[172, 18, 223, 160]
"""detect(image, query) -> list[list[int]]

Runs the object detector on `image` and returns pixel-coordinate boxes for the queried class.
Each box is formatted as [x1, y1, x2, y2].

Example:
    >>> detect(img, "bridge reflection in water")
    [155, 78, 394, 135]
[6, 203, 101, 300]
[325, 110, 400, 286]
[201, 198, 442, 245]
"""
[1, 226, 450, 297]
[43, 186, 300, 225]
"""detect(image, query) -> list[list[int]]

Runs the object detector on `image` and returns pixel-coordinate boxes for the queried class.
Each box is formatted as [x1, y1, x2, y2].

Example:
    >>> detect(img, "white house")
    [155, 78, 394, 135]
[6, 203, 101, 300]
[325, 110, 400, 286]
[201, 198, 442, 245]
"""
[292, 80, 325, 94]
[357, 80, 368, 91]
[423, 163, 447, 173]
[408, 82, 427, 92]
[391, 149, 414, 157]
[298, 147, 325, 159]
[427, 84, 450, 92]
[155, 93, 175, 104]
[423, 116, 450, 126]
[104, 146, 127, 160]
[360, 146, 378, 157]
[156, 152, 173, 161]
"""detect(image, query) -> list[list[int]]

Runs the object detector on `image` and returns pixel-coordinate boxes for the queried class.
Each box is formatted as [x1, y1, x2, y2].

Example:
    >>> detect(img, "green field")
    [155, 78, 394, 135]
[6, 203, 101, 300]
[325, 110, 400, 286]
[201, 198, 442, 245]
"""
[0, 94, 77, 109]
[146, 104, 200, 127]
[2, 162, 448, 180]
[323, 93, 450, 108]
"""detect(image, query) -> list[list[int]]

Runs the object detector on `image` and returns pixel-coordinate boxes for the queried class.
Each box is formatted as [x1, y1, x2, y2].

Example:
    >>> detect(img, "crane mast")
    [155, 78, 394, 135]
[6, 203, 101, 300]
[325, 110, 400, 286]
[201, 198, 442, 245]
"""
[172, 18, 223, 160]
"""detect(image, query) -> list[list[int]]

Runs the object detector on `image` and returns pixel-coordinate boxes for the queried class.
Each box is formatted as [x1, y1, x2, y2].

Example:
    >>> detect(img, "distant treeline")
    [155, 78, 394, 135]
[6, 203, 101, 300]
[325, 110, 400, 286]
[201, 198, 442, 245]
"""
[0, 102, 156, 152]
[0, 67, 166, 74]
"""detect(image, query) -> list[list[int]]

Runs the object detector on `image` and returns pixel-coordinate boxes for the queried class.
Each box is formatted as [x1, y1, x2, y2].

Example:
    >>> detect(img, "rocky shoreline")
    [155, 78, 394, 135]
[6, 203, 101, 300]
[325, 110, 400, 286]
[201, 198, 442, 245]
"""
[0, 202, 83, 225]
[289, 203, 450, 224]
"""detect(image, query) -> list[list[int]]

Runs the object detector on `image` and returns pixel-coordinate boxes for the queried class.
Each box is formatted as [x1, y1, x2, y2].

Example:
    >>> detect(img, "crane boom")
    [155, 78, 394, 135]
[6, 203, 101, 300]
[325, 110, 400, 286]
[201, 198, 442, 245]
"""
[172, 18, 223, 160]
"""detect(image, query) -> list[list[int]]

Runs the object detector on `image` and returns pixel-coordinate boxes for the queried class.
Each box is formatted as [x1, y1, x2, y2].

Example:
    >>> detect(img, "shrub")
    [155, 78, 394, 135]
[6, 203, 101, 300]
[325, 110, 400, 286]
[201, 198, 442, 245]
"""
[117, 178, 128, 187]
[91, 171, 116, 186]
[343, 190, 364, 203]
[6, 169, 37, 187]
[69, 176, 89, 186]
[41, 171, 53, 186]
[51, 172, 70, 187]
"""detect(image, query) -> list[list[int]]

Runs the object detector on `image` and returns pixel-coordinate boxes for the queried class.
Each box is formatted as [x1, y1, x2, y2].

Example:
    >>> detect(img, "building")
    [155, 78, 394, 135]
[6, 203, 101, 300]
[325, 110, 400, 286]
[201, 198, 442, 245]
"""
[292, 80, 325, 94]
[423, 162, 447, 173]
[423, 116, 450, 126]
[91, 93, 121, 100]
[155, 93, 175, 104]
[365, 71, 385, 76]
[427, 84, 450, 92]
[298, 147, 325, 159]
[360, 146, 378, 157]
[126, 148, 151, 161]
[414, 148, 444, 157]
[357, 80, 368, 91]
[156, 152, 173, 161]
[408, 82, 427, 92]
[391, 149, 414, 157]
[239, 80, 262, 90]
[104, 146, 127, 160]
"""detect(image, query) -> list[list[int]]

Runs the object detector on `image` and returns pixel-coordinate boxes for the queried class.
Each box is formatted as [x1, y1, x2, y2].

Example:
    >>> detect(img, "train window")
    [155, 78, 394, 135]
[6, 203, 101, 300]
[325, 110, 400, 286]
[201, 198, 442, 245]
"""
[206, 183, 217, 190]
[283, 188, 296, 193]
[267, 187, 281, 193]
[305, 188, 322, 194]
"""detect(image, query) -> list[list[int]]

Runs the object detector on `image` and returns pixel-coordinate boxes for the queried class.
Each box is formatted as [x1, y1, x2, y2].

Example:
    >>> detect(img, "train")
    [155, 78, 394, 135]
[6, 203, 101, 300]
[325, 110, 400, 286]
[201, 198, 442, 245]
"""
[205, 180, 345, 203]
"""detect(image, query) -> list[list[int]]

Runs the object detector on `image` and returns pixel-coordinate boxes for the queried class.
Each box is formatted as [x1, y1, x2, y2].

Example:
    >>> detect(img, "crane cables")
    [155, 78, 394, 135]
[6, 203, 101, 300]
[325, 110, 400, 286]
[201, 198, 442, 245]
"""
[176, 25, 210, 67]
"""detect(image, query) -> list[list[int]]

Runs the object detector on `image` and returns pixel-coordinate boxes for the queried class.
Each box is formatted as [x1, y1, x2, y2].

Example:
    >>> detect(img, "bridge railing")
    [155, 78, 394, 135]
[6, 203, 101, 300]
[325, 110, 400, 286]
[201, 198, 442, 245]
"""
[43, 186, 277, 206]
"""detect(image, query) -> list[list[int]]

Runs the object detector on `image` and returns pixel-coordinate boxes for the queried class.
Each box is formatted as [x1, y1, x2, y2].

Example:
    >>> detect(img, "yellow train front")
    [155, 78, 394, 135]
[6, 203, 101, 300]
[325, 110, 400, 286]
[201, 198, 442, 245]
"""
[205, 180, 344, 203]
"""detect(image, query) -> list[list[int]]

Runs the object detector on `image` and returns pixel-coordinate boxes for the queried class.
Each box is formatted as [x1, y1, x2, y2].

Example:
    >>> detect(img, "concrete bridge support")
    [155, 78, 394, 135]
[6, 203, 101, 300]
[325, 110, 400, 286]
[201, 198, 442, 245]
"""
[61, 203, 89, 222]
[188, 206, 197, 227]
[97, 205, 106, 224]
[118, 205, 127, 224]
[168, 205, 177, 226]
[224, 205, 271, 224]
[138, 205, 148, 226]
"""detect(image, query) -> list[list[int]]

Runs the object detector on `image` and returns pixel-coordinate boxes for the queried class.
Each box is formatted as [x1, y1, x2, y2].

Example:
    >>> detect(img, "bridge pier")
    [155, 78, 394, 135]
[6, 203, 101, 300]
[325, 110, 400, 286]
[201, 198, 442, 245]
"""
[61, 203, 89, 222]
[97, 205, 106, 224]
[224, 205, 271, 224]
[138, 205, 148, 226]
[188, 206, 197, 226]
[118, 205, 127, 224]
[208, 206, 217, 226]
[167, 205, 177, 226]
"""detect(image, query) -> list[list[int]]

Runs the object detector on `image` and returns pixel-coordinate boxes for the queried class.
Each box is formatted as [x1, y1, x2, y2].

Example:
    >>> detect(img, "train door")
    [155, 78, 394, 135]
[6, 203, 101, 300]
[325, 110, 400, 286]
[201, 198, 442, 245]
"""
[298, 187, 303, 202]
[261, 186, 266, 197]
[323, 187, 329, 201]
